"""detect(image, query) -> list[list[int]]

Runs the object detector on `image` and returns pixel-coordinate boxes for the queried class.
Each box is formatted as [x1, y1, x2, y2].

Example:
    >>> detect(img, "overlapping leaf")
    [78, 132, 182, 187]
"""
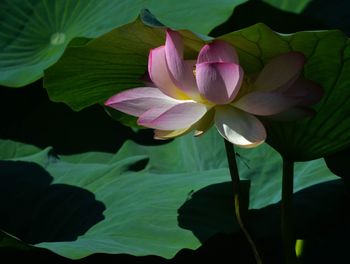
[218, 24, 350, 160]
[263, 0, 311, 13]
[0, 0, 245, 87]
[44, 19, 206, 111]
[0, 129, 336, 259]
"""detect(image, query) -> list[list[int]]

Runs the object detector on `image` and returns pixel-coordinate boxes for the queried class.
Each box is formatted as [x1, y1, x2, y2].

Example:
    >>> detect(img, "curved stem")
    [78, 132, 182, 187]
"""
[282, 157, 298, 264]
[224, 139, 262, 264]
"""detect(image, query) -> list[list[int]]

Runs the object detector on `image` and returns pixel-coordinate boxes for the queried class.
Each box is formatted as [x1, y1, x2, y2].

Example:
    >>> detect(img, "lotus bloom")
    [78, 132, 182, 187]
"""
[105, 30, 322, 147]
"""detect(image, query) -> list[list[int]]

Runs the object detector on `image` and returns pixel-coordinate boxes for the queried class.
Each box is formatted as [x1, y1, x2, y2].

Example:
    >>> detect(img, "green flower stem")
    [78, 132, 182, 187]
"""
[224, 139, 262, 264]
[282, 157, 298, 264]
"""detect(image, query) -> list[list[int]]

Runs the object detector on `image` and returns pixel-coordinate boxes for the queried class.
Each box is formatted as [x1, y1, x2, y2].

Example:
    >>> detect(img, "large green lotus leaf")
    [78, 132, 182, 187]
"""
[44, 17, 350, 160]
[0, 128, 336, 259]
[236, 145, 337, 209]
[44, 18, 206, 111]
[0, 140, 41, 159]
[0, 130, 231, 259]
[0, 0, 245, 87]
[218, 24, 350, 160]
[262, 0, 311, 13]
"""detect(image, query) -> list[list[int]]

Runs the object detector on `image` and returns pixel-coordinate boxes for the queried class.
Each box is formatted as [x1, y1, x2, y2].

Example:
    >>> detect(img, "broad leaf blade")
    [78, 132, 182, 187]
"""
[218, 23, 350, 160]
[0, 0, 138, 87]
[0, 0, 244, 87]
[0, 130, 232, 259]
[44, 19, 205, 110]
[0, 129, 337, 259]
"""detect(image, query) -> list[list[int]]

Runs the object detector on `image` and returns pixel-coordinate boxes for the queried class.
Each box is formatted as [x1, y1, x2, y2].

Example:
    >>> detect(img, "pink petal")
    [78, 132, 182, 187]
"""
[233, 91, 300, 116]
[254, 52, 306, 91]
[196, 62, 243, 104]
[283, 78, 323, 105]
[154, 108, 215, 138]
[165, 30, 199, 97]
[138, 102, 208, 130]
[215, 106, 266, 147]
[197, 40, 239, 64]
[148, 46, 189, 99]
[104, 87, 178, 117]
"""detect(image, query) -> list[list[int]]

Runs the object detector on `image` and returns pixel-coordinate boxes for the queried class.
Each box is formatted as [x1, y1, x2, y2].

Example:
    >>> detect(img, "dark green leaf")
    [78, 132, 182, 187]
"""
[263, 0, 311, 13]
[210, 0, 324, 36]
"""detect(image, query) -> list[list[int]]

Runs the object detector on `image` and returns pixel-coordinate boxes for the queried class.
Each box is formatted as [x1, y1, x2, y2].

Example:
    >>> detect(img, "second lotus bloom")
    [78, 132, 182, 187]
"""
[105, 29, 322, 147]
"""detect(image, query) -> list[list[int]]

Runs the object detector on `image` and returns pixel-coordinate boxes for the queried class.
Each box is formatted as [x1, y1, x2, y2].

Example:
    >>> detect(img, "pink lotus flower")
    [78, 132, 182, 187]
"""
[105, 30, 322, 147]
